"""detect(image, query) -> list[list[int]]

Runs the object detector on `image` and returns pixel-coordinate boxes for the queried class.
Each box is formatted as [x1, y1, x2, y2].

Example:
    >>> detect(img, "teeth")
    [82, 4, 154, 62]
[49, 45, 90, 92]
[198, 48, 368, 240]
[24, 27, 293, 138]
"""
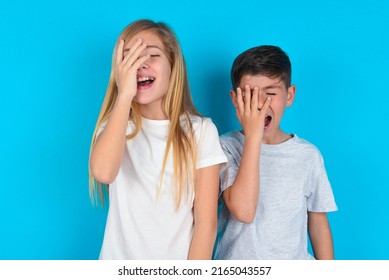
[137, 76, 155, 82]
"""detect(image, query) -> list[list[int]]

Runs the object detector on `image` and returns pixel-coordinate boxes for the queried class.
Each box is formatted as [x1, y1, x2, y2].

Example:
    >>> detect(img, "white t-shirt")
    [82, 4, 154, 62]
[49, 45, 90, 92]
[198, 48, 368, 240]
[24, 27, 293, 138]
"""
[98, 115, 227, 259]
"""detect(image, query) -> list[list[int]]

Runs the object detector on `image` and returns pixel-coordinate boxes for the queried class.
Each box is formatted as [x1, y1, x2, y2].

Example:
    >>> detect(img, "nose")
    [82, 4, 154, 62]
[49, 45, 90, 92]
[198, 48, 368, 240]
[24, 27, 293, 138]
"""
[140, 60, 149, 69]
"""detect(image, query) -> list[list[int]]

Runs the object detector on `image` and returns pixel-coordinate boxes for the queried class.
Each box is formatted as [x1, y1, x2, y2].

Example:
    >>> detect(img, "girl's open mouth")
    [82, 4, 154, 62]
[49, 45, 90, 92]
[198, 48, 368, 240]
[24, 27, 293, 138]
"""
[137, 76, 155, 89]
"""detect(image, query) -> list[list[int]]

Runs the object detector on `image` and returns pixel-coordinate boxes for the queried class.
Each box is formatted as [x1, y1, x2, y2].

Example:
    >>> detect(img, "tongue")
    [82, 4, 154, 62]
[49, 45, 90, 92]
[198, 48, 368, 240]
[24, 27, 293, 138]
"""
[138, 80, 153, 86]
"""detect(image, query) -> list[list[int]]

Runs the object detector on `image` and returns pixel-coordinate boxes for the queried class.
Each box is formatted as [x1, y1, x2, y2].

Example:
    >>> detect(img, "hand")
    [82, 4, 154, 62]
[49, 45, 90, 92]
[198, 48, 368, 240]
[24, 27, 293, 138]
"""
[232, 85, 271, 140]
[115, 38, 150, 100]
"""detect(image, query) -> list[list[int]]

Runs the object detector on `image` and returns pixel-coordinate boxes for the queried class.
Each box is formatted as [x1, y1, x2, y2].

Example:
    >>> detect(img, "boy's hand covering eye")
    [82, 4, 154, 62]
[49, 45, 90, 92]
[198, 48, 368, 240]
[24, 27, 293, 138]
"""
[231, 85, 271, 140]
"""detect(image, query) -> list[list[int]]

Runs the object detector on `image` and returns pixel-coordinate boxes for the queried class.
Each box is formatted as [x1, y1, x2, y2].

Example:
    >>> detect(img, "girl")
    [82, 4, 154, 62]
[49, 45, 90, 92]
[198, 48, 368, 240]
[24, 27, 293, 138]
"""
[89, 19, 227, 260]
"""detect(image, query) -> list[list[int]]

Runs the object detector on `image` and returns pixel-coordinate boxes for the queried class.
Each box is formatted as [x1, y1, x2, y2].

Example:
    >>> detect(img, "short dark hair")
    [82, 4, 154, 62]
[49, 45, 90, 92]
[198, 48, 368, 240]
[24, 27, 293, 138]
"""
[231, 45, 292, 89]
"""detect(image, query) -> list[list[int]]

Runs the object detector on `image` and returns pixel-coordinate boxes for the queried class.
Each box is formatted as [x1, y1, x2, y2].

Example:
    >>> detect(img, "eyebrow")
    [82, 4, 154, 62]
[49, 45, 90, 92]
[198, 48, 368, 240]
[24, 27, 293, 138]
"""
[123, 45, 163, 53]
[262, 84, 282, 90]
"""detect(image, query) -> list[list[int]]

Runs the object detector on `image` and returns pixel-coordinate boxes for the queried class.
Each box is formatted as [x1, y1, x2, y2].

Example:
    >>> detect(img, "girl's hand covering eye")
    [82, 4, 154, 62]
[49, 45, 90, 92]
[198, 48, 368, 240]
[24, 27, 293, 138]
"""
[114, 39, 150, 100]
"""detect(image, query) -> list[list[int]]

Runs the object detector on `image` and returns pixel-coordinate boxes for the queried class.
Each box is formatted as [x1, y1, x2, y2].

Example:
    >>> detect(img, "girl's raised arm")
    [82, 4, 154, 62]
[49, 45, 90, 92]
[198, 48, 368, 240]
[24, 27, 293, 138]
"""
[90, 39, 149, 184]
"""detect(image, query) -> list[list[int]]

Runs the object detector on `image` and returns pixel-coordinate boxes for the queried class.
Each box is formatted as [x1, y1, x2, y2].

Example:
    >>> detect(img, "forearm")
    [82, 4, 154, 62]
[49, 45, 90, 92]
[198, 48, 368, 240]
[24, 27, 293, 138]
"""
[188, 165, 219, 259]
[188, 220, 217, 260]
[90, 95, 132, 183]
[225, 135, 261, 223]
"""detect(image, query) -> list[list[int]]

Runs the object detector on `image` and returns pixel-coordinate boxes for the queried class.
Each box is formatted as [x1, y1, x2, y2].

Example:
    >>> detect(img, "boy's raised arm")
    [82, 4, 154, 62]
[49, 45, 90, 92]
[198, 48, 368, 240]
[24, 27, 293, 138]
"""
[223, 86, 271, 223]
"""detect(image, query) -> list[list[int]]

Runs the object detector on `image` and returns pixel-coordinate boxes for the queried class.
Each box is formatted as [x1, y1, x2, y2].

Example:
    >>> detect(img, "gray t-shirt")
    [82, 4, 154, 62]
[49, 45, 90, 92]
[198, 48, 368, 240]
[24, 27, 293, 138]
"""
[213, 131, 338, 260]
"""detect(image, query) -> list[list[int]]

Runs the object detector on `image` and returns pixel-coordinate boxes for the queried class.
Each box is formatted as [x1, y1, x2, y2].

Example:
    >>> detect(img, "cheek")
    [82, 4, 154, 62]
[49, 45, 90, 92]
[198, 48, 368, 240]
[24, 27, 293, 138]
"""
[161, 64, 172, 84]
[155, 65, 171, 93]
[270, 99, 287, 112]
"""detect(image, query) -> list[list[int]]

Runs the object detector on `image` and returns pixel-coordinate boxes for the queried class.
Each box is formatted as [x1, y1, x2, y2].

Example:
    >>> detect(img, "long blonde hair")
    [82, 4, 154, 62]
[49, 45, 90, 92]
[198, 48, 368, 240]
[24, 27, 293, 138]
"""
[89, 19, 200, 209]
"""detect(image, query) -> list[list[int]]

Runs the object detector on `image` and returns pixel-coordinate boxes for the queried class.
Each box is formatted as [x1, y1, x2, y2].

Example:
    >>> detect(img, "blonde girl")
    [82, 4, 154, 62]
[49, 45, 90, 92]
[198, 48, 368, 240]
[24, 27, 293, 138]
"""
[89, 19, 227, 259]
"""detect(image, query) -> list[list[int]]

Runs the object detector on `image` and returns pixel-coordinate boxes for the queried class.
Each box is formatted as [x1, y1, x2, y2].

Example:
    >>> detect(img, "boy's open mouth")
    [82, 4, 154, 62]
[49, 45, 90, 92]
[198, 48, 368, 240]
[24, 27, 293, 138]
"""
[137, 76, 155, 87]
[265, 115, 272, 128]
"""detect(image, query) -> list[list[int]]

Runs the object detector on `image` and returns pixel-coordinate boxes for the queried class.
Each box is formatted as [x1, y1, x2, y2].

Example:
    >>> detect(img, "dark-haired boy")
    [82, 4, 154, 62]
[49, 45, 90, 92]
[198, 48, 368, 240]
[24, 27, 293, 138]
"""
[214, 46, 337, 260]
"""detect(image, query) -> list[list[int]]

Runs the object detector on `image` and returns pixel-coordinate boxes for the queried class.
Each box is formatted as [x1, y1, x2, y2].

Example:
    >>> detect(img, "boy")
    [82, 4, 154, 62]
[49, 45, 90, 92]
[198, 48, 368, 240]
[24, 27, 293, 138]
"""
[213, 46, 337, 260]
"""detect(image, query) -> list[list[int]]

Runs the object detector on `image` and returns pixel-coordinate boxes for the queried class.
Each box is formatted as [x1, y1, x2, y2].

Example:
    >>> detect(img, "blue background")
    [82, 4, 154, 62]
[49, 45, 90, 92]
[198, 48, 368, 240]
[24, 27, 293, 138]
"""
[1, 0, 388, 259]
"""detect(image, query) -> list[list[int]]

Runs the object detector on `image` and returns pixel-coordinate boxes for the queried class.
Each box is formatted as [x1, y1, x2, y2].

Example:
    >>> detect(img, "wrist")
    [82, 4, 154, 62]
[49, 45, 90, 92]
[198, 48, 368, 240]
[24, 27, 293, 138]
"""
[243, 135, 262, 153]
[242, 130, 263, 142]
[115, 94, 133, 110]
[117, 91, 133, 100]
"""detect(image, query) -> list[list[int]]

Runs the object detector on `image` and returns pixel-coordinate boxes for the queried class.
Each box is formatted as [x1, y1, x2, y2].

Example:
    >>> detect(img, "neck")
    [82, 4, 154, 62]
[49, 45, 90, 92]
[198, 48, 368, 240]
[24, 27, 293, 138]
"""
[139, 104, 168, 120]
[241, 129, 292, 145]
[262, 130, 292, 144]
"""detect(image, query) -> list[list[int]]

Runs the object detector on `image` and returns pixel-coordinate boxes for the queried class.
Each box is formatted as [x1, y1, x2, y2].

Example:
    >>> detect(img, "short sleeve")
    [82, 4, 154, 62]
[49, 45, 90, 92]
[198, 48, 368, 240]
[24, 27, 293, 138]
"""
[195, 118, 227, 169]
[219, 135, 241, 193]
[95, 120, 108, 138]
[307, 150, 338, 212]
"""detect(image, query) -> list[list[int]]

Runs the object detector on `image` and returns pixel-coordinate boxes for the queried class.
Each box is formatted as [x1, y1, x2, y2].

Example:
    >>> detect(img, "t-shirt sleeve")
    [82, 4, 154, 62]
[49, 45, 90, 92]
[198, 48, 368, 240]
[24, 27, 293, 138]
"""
[196, 118, 227, 169]
[307, 149, 338, 212]
[95, 120, 108, 138]
[219, 137, 240, 194]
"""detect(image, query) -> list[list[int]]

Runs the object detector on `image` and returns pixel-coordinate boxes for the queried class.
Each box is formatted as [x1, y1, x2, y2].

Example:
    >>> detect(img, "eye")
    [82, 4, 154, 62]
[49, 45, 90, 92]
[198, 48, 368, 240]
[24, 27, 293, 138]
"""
[266, 92, 276, 96]
[150, 54, 160, 57]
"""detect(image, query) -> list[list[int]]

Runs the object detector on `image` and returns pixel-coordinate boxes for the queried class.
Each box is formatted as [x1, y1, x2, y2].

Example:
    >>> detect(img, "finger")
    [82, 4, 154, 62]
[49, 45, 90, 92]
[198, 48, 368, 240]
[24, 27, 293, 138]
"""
[243, 85, 251, 114]
[236, 87, 244, 117]
[235, 110, 242, 125]
[251, 87, 259, 113]
[132, 54, 151, 71]
[259, 97, 272, 118]
[230, 90, 238, 108]
[125, 38, 143, 57]
[115, 39, 124, 67]
[230, 90, 241, 123]
[121, 41, 147, 67]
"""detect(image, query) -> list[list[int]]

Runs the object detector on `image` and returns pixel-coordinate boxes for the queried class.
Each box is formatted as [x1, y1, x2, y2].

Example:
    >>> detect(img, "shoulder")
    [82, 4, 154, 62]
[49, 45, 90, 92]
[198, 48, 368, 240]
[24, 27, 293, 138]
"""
[183, 114, 219, 133]
[293, 134, 324, 161]
[220, 130, 243, 146]
[186, 115, 213, 127]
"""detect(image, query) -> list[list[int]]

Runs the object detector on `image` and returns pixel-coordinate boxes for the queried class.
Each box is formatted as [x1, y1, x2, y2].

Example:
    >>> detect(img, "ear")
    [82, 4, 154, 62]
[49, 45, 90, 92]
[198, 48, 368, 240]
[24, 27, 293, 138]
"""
[230, 90, 238, 107]
[286, 85, 296, 107]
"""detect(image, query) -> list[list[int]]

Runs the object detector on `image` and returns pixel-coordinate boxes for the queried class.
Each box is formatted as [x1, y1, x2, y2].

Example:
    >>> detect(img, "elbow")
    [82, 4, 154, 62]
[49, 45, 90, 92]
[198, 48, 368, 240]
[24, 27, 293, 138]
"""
[231, 208, 256, 224]
[222, 184, 260, 223]
[90, 162, 117, 185]
[224, 192, 257, 223]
